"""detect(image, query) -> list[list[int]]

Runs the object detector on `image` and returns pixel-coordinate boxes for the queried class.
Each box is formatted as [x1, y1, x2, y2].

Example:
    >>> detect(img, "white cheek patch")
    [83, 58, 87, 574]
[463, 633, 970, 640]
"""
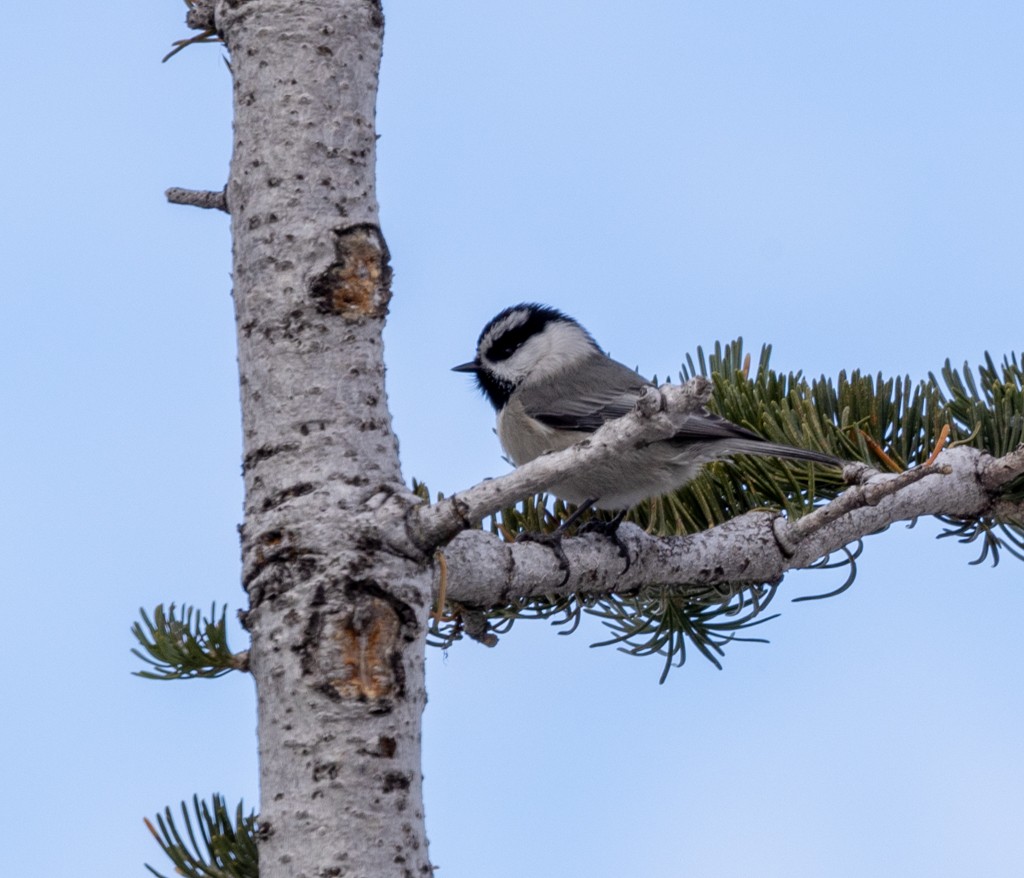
[512, 323, 597, 382]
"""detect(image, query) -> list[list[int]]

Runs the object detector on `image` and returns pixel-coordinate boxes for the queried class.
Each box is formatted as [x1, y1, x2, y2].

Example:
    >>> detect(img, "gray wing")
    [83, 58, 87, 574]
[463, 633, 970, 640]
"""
[522, 352, 840, 467]
[522, 354, 765, 439]
[524, 354, 653, 432]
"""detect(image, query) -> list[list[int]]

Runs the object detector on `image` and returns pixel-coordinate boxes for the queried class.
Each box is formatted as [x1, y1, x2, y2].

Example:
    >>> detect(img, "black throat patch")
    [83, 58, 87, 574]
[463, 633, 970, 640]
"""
[474, 369, 516, 411]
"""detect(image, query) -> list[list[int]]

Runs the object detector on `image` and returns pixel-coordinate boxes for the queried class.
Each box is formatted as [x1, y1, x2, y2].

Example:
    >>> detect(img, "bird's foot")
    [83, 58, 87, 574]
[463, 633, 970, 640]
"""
[513, 498, 598, 587]
[515, 529, 571, 586]
[578, 511, 630, 573]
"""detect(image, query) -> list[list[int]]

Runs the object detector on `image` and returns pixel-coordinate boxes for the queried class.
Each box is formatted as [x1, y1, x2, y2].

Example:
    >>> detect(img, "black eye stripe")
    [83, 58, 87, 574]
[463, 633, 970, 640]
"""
[486, 322, 536, 361]
[481, 304, 566, 363]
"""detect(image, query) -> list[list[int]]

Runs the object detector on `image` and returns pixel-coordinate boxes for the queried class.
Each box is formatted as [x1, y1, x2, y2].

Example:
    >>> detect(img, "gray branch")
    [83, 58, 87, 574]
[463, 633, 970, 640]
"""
[436, 444, 1023, 607]
[166, 187, 228, 212]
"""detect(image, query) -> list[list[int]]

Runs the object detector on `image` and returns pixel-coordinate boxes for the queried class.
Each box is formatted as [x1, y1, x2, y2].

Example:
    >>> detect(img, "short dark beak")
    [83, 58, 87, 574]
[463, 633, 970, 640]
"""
[451, 360, 479, 373]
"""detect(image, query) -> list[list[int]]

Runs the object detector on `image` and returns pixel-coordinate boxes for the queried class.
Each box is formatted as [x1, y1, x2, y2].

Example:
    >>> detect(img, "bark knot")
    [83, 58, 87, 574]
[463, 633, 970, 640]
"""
[300, 579, 419, 706]
[310, 224, 392, 319]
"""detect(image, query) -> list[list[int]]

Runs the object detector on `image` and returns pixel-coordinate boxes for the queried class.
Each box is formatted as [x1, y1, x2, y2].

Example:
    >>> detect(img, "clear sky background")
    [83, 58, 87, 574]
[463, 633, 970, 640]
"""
[2, 2, 1022, 876]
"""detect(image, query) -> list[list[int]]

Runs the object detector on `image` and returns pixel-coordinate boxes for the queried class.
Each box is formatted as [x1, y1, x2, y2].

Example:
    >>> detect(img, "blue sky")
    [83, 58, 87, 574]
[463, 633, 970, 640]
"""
[2, 2, 1022, 876]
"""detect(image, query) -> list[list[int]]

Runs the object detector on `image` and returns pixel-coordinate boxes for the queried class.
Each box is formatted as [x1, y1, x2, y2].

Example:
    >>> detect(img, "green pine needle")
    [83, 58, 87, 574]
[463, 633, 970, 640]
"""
[144, 794, 257, 878]
[132, 603, 247, 680]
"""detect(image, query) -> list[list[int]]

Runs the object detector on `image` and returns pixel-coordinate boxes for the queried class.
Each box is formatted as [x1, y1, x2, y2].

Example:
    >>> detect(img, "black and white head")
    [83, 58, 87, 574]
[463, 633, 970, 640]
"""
[452, 303, 602, 410]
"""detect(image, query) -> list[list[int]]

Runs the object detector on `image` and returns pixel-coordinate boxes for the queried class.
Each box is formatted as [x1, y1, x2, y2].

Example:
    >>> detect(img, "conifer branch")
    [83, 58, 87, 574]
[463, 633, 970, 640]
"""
[132, 604, 248, 680]
[144, 794, 257, 878]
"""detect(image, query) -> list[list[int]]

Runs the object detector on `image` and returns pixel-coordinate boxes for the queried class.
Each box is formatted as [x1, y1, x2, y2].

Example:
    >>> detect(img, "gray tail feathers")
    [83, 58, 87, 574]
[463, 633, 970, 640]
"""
[723, 439, 842, 468]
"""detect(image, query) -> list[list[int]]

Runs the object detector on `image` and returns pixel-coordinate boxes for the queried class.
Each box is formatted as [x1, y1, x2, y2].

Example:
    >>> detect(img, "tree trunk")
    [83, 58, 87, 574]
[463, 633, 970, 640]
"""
[217, 0, 432, 874]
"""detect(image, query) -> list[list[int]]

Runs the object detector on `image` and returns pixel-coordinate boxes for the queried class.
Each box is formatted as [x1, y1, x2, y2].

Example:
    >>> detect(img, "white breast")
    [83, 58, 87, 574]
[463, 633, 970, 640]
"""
[496, 397, 585, 465]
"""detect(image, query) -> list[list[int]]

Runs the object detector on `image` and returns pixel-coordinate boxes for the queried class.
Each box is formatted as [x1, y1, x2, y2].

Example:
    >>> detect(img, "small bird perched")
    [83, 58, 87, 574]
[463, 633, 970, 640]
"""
[453, 303, 839, 513]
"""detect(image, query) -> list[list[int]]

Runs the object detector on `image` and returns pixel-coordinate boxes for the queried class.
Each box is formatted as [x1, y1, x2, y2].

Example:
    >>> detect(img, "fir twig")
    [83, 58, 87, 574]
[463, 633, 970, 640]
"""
[132, 603, 248, 679]
[145, 794, 257, 878]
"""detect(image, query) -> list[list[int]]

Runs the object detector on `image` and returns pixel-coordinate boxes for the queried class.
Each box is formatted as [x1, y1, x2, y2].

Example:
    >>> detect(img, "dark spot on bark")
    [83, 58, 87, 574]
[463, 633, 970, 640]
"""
[354, 532, 383, 554]
[369, 699, 395, 716]
[296, 605, 324, 675]
[377, 735, 397, 758]
[243, 443, 299, 473]
[259, 529, 283, 546]
[316, 45, 333, 56]
[390, 649, 407, 693]
[312, 761, 340, 781]
[382, 772, 411, 793]
[261, 482, 315, 511]
[315, 682, 342, 701]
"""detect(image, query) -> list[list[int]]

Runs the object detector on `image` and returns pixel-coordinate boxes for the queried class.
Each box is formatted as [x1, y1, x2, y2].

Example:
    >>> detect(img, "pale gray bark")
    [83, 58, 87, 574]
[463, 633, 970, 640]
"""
[214, 1, 432, 875]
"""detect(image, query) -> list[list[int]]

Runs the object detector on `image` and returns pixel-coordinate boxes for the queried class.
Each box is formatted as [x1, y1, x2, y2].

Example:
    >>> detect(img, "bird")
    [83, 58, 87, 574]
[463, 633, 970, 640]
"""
[453, 303, 840, 516]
